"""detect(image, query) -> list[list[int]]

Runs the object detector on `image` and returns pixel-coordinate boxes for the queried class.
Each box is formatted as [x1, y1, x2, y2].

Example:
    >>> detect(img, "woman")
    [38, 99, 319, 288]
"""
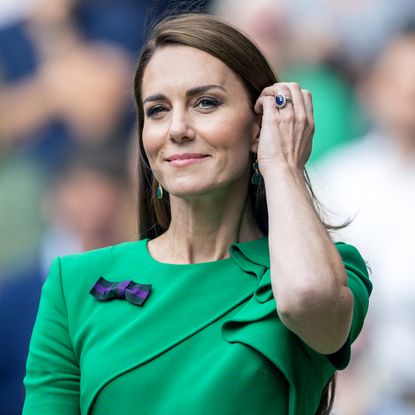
[23, 13, 372, 415]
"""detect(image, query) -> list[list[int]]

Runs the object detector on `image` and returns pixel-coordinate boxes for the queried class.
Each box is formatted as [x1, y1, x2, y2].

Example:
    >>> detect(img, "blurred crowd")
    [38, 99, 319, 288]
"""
[0, 0, 414, 414]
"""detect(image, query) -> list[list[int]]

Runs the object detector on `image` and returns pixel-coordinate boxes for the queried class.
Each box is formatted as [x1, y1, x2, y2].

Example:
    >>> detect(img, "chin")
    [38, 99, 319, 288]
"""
[164, 173, 245, 199]
[166, 180, 224, 198]
[168, 187, 215, 198]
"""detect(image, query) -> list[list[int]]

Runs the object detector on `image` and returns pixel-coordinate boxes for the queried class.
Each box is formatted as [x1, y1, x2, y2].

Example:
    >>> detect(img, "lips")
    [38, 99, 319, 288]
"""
[166, 153, 209, 167]
[166, 153, 208, 161]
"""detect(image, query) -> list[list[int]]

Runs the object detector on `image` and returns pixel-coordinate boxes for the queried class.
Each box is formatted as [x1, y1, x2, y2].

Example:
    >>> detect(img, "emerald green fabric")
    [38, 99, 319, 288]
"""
[23, 237, 371, 414]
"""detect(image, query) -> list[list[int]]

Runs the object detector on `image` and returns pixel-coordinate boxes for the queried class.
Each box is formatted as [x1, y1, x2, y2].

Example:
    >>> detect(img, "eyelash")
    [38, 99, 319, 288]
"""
[196, 97, 221, 109]
[145, 97, 222, 118]
[145, 105, 165, 118]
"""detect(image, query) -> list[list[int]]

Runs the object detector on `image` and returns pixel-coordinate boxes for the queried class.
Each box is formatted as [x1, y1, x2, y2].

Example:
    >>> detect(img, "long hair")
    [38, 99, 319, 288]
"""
[133, 13, 336, 413]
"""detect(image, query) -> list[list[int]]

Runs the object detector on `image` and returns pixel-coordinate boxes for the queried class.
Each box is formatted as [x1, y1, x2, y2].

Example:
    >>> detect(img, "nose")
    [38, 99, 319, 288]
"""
[168, 108, 195, 143]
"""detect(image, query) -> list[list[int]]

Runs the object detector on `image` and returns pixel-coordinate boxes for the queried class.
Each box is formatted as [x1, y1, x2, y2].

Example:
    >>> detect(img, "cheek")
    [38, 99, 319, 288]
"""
[142, 124, 163, 162]
[209, 122, 254, 181]
[214, 115, 255, 154]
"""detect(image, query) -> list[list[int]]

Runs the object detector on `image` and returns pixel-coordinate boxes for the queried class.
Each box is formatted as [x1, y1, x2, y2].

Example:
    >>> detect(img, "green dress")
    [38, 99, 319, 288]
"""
[23, 236, 372, 415]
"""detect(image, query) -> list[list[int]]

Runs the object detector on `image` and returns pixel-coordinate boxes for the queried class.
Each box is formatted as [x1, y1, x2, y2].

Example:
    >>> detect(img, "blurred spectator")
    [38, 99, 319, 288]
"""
[74, 0, 149, 54]
[283, 0, 415, 165]
[0, 145, 136, 415]
[210, 0, 289, 71]
[312, 25, 415, 414]
[0, 0, 143, 278]
[0, 1, 149, 411]
[40, 146, 136, 272]
[210, 0, 368, 164]
[0, 153, 44, 277]
[0, 263, 44, 415]
[0, 0, 209, 170]
[285, 0, 415, 73]
[0, 0, 37, 27]
[0, 0, 135, 171]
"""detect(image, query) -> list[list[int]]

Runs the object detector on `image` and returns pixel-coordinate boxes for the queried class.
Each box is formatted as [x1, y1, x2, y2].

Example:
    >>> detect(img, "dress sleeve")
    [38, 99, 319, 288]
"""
[300, 242, 372, 370]
[23, 257, 81, 415]
[223, 238, 372, 413]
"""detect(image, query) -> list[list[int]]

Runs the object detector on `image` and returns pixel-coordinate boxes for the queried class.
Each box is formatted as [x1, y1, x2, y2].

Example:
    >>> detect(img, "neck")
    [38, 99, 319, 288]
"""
[149, 183, 263, 264]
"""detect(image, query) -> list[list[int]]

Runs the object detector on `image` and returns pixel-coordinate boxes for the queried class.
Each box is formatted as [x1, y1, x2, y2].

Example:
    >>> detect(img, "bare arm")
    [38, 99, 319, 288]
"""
[254, 83, 353, 355]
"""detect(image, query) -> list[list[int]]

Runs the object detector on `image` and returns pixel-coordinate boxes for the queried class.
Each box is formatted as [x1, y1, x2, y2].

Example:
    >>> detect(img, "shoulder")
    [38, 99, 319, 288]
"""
[335, 242, 367, 269]
[44, 240, 147, 302]
[334, 241, 372, 293]
[231, 237, 368, 276]
[56, 239, 147, 275]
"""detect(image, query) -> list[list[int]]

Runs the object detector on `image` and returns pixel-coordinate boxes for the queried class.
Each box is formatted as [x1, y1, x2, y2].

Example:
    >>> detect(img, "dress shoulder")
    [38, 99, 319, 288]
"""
[322, 242, 372, 369]
[221, 237, 372, 414]
[23, 238, 154, 414]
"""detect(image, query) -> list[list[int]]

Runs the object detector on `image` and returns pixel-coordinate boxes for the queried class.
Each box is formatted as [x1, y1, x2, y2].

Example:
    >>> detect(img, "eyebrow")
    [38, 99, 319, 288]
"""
[142, 84, 226, 105]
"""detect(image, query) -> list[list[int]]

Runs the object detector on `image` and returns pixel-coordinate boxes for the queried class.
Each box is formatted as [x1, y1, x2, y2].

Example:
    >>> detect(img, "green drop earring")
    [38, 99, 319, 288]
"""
[156, 184, 163, 199]
[251, 158, 263, 185]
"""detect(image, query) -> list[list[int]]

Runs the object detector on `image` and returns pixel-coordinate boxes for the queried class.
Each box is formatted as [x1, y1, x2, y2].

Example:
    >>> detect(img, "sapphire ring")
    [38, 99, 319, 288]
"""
[275, 93, 293, 109]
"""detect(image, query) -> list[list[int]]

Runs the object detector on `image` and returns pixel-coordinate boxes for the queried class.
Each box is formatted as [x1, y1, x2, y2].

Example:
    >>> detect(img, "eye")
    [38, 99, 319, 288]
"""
[145, 105, 167, 118]
[195, 97, 221, 110]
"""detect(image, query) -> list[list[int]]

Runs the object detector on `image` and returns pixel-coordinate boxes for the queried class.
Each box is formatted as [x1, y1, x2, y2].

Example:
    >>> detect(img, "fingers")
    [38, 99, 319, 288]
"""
[280, 83, 305, 122]
[261, 95, 277, 122]
[254, 82, 314, 170]
[302, 89, 314, 131]
[254, 82, 314, 128]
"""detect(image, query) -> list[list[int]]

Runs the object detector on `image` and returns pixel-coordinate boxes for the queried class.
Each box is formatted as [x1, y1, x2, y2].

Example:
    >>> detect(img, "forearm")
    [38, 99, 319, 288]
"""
[263, 163, 353, 354]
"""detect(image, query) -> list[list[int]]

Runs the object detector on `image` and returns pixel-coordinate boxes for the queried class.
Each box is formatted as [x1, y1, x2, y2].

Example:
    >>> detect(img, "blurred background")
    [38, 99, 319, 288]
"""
[0, 0, 414, 414]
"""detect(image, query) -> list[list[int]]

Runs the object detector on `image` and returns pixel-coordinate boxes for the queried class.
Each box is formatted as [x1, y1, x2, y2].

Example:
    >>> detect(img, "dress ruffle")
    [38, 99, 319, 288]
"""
[222, 237, 372, 414]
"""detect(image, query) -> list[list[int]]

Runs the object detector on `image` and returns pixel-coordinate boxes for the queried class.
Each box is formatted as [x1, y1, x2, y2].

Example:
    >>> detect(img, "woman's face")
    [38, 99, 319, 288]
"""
[141, 45, 259, 198]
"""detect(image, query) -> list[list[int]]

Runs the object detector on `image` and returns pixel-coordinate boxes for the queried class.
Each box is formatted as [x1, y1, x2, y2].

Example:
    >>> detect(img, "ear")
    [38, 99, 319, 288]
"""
[249, 113, 262, 153]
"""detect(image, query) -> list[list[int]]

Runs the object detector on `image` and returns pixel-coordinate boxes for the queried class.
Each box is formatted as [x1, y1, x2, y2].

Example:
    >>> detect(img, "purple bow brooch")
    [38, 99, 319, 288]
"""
[90, 277, 152, 306]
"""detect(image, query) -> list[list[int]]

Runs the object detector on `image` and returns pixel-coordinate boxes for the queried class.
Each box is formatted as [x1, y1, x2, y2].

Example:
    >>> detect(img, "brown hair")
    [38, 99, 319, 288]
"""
[133, 13, 336, 413]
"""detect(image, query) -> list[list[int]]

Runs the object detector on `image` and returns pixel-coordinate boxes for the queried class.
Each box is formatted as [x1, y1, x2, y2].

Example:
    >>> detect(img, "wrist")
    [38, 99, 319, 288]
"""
[259, 159, 304, 182]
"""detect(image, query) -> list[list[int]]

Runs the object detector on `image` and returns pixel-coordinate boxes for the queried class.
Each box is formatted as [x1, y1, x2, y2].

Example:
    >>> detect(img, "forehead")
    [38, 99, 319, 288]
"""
[141, 45, 243, 97]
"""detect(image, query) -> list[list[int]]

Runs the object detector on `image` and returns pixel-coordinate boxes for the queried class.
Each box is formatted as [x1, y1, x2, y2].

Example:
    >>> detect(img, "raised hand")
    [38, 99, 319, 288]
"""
[254, 82, 315, 174]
